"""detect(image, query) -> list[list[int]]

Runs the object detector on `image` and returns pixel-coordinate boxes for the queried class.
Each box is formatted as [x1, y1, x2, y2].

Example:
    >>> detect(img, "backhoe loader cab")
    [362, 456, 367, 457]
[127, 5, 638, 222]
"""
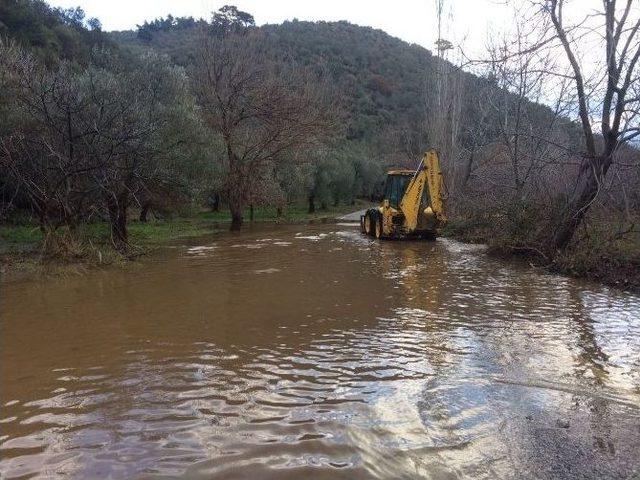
[361, 149, 447, 239]
[383, 170, 414, 208]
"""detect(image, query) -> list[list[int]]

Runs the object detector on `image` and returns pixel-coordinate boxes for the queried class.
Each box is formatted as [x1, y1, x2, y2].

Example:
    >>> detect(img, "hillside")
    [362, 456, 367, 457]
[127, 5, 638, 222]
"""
[113, 21, 435, 148]
[0, 0, 111, 64]
[111, 19, 577, 168]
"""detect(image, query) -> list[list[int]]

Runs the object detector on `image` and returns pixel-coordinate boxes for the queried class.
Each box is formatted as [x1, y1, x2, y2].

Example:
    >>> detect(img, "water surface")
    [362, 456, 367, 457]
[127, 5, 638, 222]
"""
[2, 224, 640, 479]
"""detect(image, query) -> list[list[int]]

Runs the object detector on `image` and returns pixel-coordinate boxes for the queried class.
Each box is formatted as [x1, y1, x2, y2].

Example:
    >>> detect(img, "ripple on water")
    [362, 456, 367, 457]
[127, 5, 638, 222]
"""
[1, 225, 640, 479]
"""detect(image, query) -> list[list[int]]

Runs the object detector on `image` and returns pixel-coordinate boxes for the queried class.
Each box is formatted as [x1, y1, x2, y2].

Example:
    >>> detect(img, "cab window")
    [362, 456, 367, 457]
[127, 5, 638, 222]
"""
[384, 175, 411, 208]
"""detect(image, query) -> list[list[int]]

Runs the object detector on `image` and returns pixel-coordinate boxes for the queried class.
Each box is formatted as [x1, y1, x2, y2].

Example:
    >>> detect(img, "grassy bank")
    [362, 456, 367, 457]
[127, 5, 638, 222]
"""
[196, 203, 363, 223]
[0, 202, 367, 281]
[443, 217, 640, 292]
[0, 217, 219, 281]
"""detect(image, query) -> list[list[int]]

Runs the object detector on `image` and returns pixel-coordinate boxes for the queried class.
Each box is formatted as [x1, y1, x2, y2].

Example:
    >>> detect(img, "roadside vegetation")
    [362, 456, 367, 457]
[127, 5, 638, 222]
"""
[1, 0, 639, 290]
[432, 0, 640, 291]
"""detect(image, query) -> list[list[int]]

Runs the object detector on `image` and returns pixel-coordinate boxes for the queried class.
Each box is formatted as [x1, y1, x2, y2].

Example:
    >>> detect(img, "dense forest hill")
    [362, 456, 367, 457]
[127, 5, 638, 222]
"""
[112, 17, 582, 175]
[113, 21, 435, 148]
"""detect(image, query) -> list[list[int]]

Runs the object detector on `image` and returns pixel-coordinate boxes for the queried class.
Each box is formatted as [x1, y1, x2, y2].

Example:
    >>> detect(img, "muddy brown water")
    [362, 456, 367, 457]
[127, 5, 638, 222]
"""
[2, 224, 640, 479]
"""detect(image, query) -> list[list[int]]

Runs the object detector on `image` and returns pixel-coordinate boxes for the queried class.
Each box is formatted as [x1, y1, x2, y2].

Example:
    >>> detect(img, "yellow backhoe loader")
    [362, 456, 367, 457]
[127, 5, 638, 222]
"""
[361, 149, 446, 239]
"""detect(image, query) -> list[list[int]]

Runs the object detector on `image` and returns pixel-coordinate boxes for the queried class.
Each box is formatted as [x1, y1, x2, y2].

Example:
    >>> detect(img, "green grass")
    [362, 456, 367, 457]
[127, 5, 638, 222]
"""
[1, 218, 216, 254]
[1, 203, 364, 252]
[69, 218, 217, 245]
[0, 202, 371, 280]
[198, 202, 369, 223]
[129, 218, 217, 244]
[0, 224, 44, 252]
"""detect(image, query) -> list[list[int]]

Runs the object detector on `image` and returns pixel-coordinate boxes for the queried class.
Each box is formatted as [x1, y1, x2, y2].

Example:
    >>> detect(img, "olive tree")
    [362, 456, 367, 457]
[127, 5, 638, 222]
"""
[82, 52, 207, 247]
[1, 43, 205, 251]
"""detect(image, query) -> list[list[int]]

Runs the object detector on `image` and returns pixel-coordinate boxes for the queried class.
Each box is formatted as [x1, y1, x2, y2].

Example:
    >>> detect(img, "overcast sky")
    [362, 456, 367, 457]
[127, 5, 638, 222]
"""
[44, 0, 516, 54]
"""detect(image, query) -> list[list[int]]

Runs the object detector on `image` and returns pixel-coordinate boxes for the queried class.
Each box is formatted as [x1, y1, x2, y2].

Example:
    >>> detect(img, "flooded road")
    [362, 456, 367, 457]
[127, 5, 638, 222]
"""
[2, 224, 640, 479]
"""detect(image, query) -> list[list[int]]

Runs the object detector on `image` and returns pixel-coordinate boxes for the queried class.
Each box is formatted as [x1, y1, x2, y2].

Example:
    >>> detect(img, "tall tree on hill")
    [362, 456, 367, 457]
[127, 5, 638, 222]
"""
[210, 5, 255, 37]
[191, 25, 336, 230]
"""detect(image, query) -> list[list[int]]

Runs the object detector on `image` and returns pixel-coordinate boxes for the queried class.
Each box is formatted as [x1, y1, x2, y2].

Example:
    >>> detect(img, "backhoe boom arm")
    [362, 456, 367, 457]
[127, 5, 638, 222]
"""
[398, 150, 446, 231]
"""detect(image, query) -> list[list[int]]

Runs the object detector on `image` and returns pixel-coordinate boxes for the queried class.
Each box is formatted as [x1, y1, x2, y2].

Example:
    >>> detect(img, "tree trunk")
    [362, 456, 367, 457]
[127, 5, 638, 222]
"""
[277, 206, 283, 217]
[249, 204, 254, 222]
[229, 201, 243, 231]
[226, 152, 245, 231]
[212, 193, 220, 212]
[139, 203, 151, 223]
[108, 197, 128, 250]
[461, 148, 475, 188]
[552, 154, 611, 251]
[308, 195, 315, 214]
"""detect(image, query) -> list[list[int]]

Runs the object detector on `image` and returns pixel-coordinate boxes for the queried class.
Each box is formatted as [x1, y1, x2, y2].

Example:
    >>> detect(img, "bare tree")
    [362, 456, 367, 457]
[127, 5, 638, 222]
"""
[541, 0, 640, 250]
[191, 30, 336, 229]
[427, 0, 463, 193]
[482, 16, 574, 201]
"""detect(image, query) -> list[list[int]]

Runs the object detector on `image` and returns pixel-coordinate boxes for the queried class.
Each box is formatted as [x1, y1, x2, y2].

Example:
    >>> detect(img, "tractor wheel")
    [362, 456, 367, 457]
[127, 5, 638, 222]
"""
[363, 212, 373, 236]
[374, 215, 383, 239]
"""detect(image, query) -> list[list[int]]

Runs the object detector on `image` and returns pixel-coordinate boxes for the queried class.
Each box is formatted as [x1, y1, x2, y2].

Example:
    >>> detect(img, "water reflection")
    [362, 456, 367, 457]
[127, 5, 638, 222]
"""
[1, 224, 639, 479]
